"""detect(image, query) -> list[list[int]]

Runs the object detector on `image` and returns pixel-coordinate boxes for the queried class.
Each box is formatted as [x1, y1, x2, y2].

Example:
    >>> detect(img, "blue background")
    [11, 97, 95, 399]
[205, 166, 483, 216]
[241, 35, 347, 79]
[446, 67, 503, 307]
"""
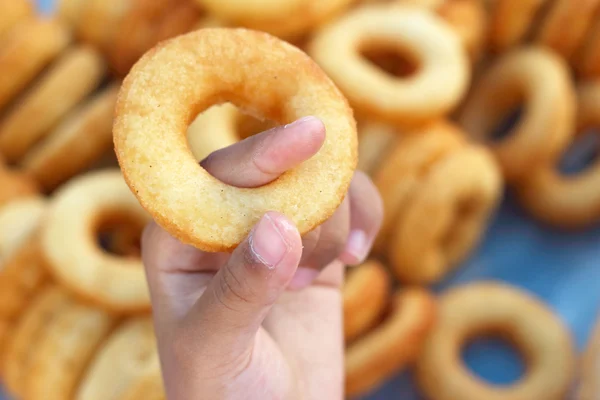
[10, 1, 598, 399]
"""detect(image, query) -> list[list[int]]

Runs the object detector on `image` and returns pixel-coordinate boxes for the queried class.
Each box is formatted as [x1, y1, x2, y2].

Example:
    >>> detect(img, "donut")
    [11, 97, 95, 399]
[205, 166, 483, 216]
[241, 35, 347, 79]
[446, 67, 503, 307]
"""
[0, 196, 46, 267]
[41, 169, 151, 312]
[534, 0, 600, 59]
[389, 145, 502, 284]
[24, 297, 116, 400]
[0, 163, 39, 207]
[343, 260, 391, 342]
[0, 0, 33, 39]
[459, 47, 576, 182]
[2, 286, 71, 397]
[77, 318, 158, 400]
[516, 81, 600, 228]
[345, 288, 437, 398]
[356, 121, 398, 176]
[578, 311, 600, 400]
[437, 0, 488, 63]
[0, 18, 71, 112]
[113, 28, 357, 252]
[309, 4, 469, 126]
[21, 84, 120, 191]
[415, 282, 576, 400]
[489, 0, 549, 52]
[0, 46, 106, 163]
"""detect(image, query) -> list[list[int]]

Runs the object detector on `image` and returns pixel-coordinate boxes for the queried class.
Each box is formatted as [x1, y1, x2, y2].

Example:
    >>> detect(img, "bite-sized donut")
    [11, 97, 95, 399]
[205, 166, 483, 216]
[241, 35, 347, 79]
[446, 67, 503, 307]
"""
[389, 145, 502, 284]
[0, 162, 39, 207]
[416, 281, 576, 400]
[578, 311, 600, 400]
[0, 46, 106, 163]
[459, 47, 576, 182]
[77, 317, 158, 400]
[309, 4, 469, 126]
[24, 297, 116, 400]
[516, 81, 600, 228]
[22, 84, 120, 191]
[42, 169, 151, 312]
[437, 0, 488, 63]
[0, 196, 46, 266]
[346, 288, 437, 398]
[343, 260, 391, 343]
[489, 0, 549, 52]
[0, 18, 71, 112]
[0, 0, 33, 39]
[356, 120, 398, 176]
[534, 0, 600, 59]
[114, 28, 357, 252]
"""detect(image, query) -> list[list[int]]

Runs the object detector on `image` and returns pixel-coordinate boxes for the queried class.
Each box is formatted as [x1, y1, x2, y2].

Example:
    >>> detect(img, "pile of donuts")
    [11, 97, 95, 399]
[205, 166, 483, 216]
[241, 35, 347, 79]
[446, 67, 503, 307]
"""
[0, 0, 598, 399]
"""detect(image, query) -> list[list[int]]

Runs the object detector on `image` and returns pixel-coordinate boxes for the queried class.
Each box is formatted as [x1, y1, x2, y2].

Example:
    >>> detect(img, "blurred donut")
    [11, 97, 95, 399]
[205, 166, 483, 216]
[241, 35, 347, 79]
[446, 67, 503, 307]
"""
[22, 84, 120, 191]
[343, 260, 391, 342]
[489, 0, 548, 52]
[0, 18, 71, 111]
[578, 312, 600, 400]
[41, 170, 151, 312]
[0, 46, 106, 163]
[346, 288, 437, 398]
[416, 282, 575, 400]
[0, 0, 33, 39]
[309, 4, 469, 126]
[459, 47, 576, 182]
[114, 28, 357, 252]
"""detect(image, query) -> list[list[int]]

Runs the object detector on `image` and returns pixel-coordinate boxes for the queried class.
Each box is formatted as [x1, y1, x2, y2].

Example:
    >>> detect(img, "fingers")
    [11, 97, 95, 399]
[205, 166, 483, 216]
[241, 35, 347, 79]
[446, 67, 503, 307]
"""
[200, 116, 325, 188]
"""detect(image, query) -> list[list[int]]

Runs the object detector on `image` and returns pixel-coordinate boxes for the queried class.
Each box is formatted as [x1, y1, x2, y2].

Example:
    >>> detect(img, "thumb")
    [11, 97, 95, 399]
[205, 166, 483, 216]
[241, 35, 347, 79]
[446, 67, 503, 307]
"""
[181, 211, 302, 355]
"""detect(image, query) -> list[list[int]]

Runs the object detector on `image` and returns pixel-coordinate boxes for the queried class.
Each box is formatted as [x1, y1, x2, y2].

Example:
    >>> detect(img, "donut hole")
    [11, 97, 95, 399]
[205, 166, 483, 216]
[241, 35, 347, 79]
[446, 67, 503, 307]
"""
[462, 332, 526, 385]
[558, 129, 600, 176]
[360, 42, 421, 78]
[96, 213, 145, 258]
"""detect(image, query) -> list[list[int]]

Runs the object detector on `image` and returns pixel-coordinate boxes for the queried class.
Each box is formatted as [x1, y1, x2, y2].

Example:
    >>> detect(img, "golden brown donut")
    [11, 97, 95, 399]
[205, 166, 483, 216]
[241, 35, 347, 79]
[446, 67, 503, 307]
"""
[416, 282, 576, 400]
[0, 18, 71, 112]
[459, 47, 576, 182]
[21, 84, 120, 191]
[77, 318, 158, 400]
[41, 169, 151, 312]
[309, 4, 470, 127]
[0, 0, 33, 39]
[343, 260, 391, 343]
[489, 0, 549, 52]
[0, 196, 46, 268]
[578, 311, 600, 400]
[389, 145, 502, 284]
[0, 46, 106, 163]
[113, 28, 357, 252]
[356, 120, 398, 176]
[0, 162, 39, 207]
[516, 81, 600, 228]
[346, 288, 437, 398]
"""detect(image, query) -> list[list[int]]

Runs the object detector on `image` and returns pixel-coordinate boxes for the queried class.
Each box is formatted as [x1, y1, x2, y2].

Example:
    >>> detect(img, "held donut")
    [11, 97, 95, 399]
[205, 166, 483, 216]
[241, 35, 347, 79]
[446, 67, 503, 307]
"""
[21, 84, 120, 191]
[41, 170, 152, 312]
[0, 18, 71, 112]
[516, 81, 600, 228]
[113, 28, 357, 252]
[578, 312, 600, 400]
[459, 47, 576, 182]
[415, 282, 576, 400]
[0, 46, 106, 163]
[0, 196, 46, 267]
[77, 318, 158, 400]
[489, 0, 548, 52]
[345, 288, 437, 398]
[343, 260, 391, 342]
[0, 0, 33, 39]
[309, 4, 470, 126]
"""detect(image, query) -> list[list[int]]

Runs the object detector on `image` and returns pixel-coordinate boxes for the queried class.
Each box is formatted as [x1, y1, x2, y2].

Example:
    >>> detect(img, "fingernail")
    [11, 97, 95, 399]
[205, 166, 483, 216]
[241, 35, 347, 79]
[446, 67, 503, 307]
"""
[345, 230, 368, 264]
[284, 116, 319, 129]
[288, 267, 320, 290]
[249, 214, 290, 269]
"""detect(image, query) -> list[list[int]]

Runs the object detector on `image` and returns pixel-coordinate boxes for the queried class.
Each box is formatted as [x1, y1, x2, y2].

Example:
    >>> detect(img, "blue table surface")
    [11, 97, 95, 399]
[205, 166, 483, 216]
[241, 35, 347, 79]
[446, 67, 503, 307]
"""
[4, 1, 596, 399]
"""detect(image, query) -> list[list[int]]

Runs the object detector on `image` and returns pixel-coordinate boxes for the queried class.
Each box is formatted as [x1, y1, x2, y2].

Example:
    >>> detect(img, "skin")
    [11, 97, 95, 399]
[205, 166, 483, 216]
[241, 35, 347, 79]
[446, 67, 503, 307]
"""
[142, 116, 384, 400]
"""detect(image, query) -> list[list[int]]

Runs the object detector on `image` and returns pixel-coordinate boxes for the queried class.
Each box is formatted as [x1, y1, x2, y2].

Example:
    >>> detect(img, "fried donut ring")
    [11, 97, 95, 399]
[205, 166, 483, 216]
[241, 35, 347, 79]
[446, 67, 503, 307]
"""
[113, 28, 357, 252]
[0, 163, 39, 207]
[459, 47, 576, 182]
[77, 318, 158, 400]
[437, 0, 488, 63]
[0, 18, 71, 112]
[21, 84, 120, 191]
[534, 0, 600, 59]
[578, 312, 600, 400]
[389, 145, 502, 284]
[346, 288, 436, 398]
[25, 298, 116, 400]
[309, 5, 469, 126]
[356, 121, 398, 176]
[0, 196, 46, 266]
[0, 46, 106, 163]
[343, 260, 391, 342]
[2, 286, 71, 397]
[41, 169, 151, 312]
[489, 0, 548, 52]
[516, 81, 600, 228]
[0, 0, 33, 39]
[416, 282, 575, 400]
